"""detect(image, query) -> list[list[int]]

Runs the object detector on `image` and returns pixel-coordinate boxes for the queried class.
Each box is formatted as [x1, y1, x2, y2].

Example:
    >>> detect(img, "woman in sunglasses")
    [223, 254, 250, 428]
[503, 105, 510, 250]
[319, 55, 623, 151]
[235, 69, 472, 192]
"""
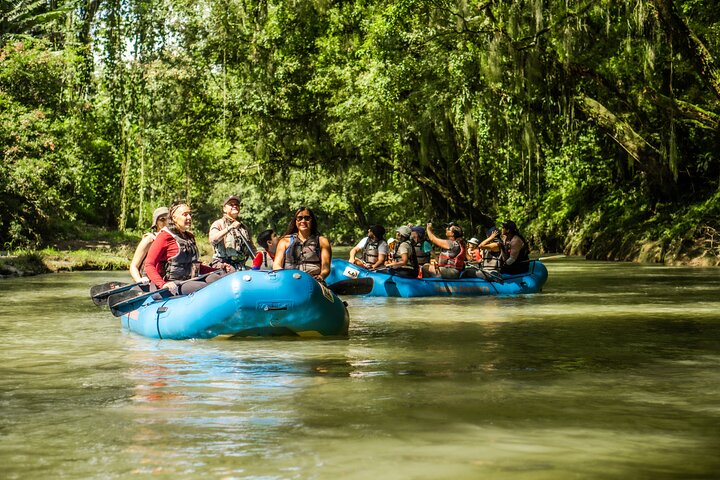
[129, 206, 168, 283]
[273, 207, 332, 282]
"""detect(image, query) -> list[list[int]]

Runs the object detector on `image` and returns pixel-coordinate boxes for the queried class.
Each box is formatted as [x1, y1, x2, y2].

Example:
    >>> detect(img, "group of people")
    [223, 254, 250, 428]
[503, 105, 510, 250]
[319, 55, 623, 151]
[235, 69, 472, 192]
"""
[348, 220, 530, 280]
[129, 195, 530, 296]
[130, 197, 330, 296]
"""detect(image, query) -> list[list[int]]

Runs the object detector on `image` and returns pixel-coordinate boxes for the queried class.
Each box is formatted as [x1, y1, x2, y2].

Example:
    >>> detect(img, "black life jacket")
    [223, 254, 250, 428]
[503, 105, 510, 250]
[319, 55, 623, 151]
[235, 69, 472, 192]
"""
[162, 227, 199, 281]
[502, 233, 530, 273]
[414, 240, 431, 265]
[284, 234, 322, 276]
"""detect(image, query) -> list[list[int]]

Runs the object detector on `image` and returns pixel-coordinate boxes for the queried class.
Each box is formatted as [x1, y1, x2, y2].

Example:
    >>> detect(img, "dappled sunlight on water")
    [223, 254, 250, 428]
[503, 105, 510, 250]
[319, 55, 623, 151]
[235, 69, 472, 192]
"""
[1, 262, 720, 478]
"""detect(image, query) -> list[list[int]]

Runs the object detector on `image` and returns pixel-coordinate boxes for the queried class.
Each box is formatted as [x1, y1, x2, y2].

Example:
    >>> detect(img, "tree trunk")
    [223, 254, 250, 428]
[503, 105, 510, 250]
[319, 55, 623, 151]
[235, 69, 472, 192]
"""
[651, 0, 720, 100]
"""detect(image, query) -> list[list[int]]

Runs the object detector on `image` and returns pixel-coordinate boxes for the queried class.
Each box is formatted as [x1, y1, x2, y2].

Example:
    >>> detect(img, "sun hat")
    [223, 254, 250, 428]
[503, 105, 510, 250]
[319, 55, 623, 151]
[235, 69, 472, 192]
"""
[396, 226, 411, 238]
[387, 237, 397, 245]
[468, 237, 480, 245]
[151, 207, 169, 228]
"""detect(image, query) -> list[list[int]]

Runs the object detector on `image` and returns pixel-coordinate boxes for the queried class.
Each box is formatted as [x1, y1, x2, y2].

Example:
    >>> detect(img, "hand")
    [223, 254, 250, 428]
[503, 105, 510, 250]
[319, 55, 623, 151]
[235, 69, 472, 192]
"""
[313, 274, 324, 281]
[139, 276, 150, 285]
[231, 221, 241, 230]
[222, 263, 235, 273]
[426, 223, 433, 231]
[164, 281, 178, 295]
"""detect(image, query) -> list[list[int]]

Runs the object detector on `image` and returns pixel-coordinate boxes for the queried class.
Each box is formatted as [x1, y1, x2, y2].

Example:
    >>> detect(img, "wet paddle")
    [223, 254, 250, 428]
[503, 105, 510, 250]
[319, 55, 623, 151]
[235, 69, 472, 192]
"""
[107, 272, 213, 317]
[89, 280, 141, 306]
[328, 277, 374, 295]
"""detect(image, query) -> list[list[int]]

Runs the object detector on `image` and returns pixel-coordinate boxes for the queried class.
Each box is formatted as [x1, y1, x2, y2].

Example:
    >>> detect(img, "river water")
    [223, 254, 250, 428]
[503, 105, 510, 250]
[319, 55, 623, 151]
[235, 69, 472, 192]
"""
[1, 258, 719, 479]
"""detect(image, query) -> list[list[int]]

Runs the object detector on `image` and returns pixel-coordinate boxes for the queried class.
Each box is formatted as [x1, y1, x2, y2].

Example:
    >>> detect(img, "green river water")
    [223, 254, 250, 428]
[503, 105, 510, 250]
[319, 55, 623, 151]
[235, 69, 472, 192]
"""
[1, 257, 719, 479]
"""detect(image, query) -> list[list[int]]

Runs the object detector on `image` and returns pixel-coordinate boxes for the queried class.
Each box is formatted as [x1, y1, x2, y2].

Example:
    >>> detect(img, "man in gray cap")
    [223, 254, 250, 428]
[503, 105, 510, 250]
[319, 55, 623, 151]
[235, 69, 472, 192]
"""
[383, 225, 419, 278]
[208, 195, 255, 271]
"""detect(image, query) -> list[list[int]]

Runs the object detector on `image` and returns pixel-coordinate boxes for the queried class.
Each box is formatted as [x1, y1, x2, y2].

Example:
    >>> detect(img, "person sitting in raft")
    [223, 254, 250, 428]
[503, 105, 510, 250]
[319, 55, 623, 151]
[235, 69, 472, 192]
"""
[477, 226, 504, 274]
[252, 229, 279, 271]
[386, 236, 397, 262]
[410, 226, 433, 267]
[129, 206, 168, 284]
[144, 202, 229, 296]
[272, 207, 332, 282]
[208, 195, 255, 271]
[384, 226, 419, 278]
[465, 237, 483, 266]
[423, 222, 466, 279]
[348, 224, 388, 270]
[500, 220, 530, 274]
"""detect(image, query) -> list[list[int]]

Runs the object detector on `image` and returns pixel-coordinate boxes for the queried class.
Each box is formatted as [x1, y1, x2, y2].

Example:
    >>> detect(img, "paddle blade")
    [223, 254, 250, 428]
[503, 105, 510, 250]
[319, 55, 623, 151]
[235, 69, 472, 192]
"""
[89, 281, 130, 306]
[328, 277, 373, 295]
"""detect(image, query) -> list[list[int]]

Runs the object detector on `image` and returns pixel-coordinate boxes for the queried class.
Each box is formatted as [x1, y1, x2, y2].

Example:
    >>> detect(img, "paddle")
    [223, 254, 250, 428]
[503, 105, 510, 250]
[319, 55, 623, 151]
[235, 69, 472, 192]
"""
[107, 272, 213, 317]
[237, 228, 257, 269]
[89, 280, 143, 306]
[328, 277, 374, 295]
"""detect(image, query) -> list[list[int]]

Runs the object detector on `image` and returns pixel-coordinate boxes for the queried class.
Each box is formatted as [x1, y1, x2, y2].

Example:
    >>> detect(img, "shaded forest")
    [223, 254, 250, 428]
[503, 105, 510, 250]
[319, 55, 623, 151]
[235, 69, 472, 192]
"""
[2, 0, 719, 263]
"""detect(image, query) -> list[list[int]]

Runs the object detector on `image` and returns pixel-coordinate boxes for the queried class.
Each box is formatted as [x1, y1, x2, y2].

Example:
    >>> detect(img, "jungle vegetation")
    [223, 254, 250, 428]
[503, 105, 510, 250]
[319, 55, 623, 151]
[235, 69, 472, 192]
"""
[1, 0, 719, 263]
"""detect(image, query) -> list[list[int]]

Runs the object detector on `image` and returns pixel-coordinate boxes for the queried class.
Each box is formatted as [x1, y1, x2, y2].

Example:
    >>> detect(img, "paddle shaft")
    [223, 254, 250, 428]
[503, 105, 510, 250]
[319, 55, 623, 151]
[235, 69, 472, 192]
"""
[108, 272, 214, 316]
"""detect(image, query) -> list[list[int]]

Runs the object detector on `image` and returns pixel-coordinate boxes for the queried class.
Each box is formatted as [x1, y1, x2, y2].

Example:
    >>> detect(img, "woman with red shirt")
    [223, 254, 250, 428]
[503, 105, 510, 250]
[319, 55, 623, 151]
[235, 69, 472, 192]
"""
[144, 203, 229, 295]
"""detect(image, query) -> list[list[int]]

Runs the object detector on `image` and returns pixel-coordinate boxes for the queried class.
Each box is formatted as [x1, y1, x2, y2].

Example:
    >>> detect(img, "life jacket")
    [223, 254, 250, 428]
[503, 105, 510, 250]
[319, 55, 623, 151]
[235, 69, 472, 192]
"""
[438, 239, 465, 271]
[162, 227, 199, 281]
[481, 240, 503, 271]
[362, 238, 382, 265]
[394, 239, 419, 276]
[284, 234, 322, 276]
[212, 216, 252, 264]
[414, 240, 431, 265]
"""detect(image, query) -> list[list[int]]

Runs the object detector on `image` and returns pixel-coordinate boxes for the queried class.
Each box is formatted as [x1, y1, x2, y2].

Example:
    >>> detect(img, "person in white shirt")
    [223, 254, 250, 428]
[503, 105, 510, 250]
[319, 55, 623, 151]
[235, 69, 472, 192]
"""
[348, 224, 389, 270]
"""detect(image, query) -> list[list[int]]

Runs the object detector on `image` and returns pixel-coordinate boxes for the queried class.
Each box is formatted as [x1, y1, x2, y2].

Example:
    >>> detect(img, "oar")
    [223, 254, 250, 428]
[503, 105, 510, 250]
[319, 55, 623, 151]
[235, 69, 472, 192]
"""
[90, 280, 141, 306]
[328, 277, 374, 295]
[108, 272, 213, 317]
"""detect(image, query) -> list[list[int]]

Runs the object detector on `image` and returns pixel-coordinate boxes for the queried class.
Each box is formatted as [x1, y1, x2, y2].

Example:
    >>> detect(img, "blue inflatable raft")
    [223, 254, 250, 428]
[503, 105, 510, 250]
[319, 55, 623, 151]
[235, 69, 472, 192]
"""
[119, 270, 349, 339]
[326, 259, 548, 297]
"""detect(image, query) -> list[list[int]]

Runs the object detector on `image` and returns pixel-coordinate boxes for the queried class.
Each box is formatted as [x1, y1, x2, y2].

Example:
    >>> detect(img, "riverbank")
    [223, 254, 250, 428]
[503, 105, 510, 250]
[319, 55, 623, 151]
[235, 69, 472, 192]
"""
[1, 225, 718, 279]
[0, 226, 218, 278]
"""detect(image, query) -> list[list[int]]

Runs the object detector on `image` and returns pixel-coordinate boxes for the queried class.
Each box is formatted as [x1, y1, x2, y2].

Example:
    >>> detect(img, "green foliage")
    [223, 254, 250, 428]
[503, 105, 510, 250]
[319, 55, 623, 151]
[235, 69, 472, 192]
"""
[2, 0, 720, 265]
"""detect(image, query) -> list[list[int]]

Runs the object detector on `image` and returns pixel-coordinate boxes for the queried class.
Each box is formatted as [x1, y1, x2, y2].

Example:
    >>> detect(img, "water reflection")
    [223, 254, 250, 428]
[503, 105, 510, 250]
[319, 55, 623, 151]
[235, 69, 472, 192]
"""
[1, 263, 720, 478]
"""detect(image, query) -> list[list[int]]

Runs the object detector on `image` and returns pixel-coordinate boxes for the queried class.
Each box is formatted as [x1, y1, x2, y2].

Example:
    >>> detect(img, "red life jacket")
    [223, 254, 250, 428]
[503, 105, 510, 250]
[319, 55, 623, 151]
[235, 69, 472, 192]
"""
[438, 240, 465, 270]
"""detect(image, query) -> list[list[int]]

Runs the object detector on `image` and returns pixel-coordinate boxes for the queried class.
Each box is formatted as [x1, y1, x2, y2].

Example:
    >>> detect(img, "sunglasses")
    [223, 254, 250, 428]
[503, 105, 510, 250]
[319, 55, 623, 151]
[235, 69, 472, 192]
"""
[296, 215, 312, 222]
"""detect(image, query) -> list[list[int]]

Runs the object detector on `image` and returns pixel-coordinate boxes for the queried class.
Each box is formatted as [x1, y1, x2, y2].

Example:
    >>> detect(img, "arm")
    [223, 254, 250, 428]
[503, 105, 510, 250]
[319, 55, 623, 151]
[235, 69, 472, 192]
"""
[318, 236, 332, 280]
[272, 237, 289, 270]
[370, 253, 386, 269]
[209, 218, 241, 244]
[144, 233, 169, 289]
[385, 247, 409, 268]
[129, 235, 153, 283]
[425, 224, 450, 250]
[479, 231, 501, 251]
[505, 237, 524, 265]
